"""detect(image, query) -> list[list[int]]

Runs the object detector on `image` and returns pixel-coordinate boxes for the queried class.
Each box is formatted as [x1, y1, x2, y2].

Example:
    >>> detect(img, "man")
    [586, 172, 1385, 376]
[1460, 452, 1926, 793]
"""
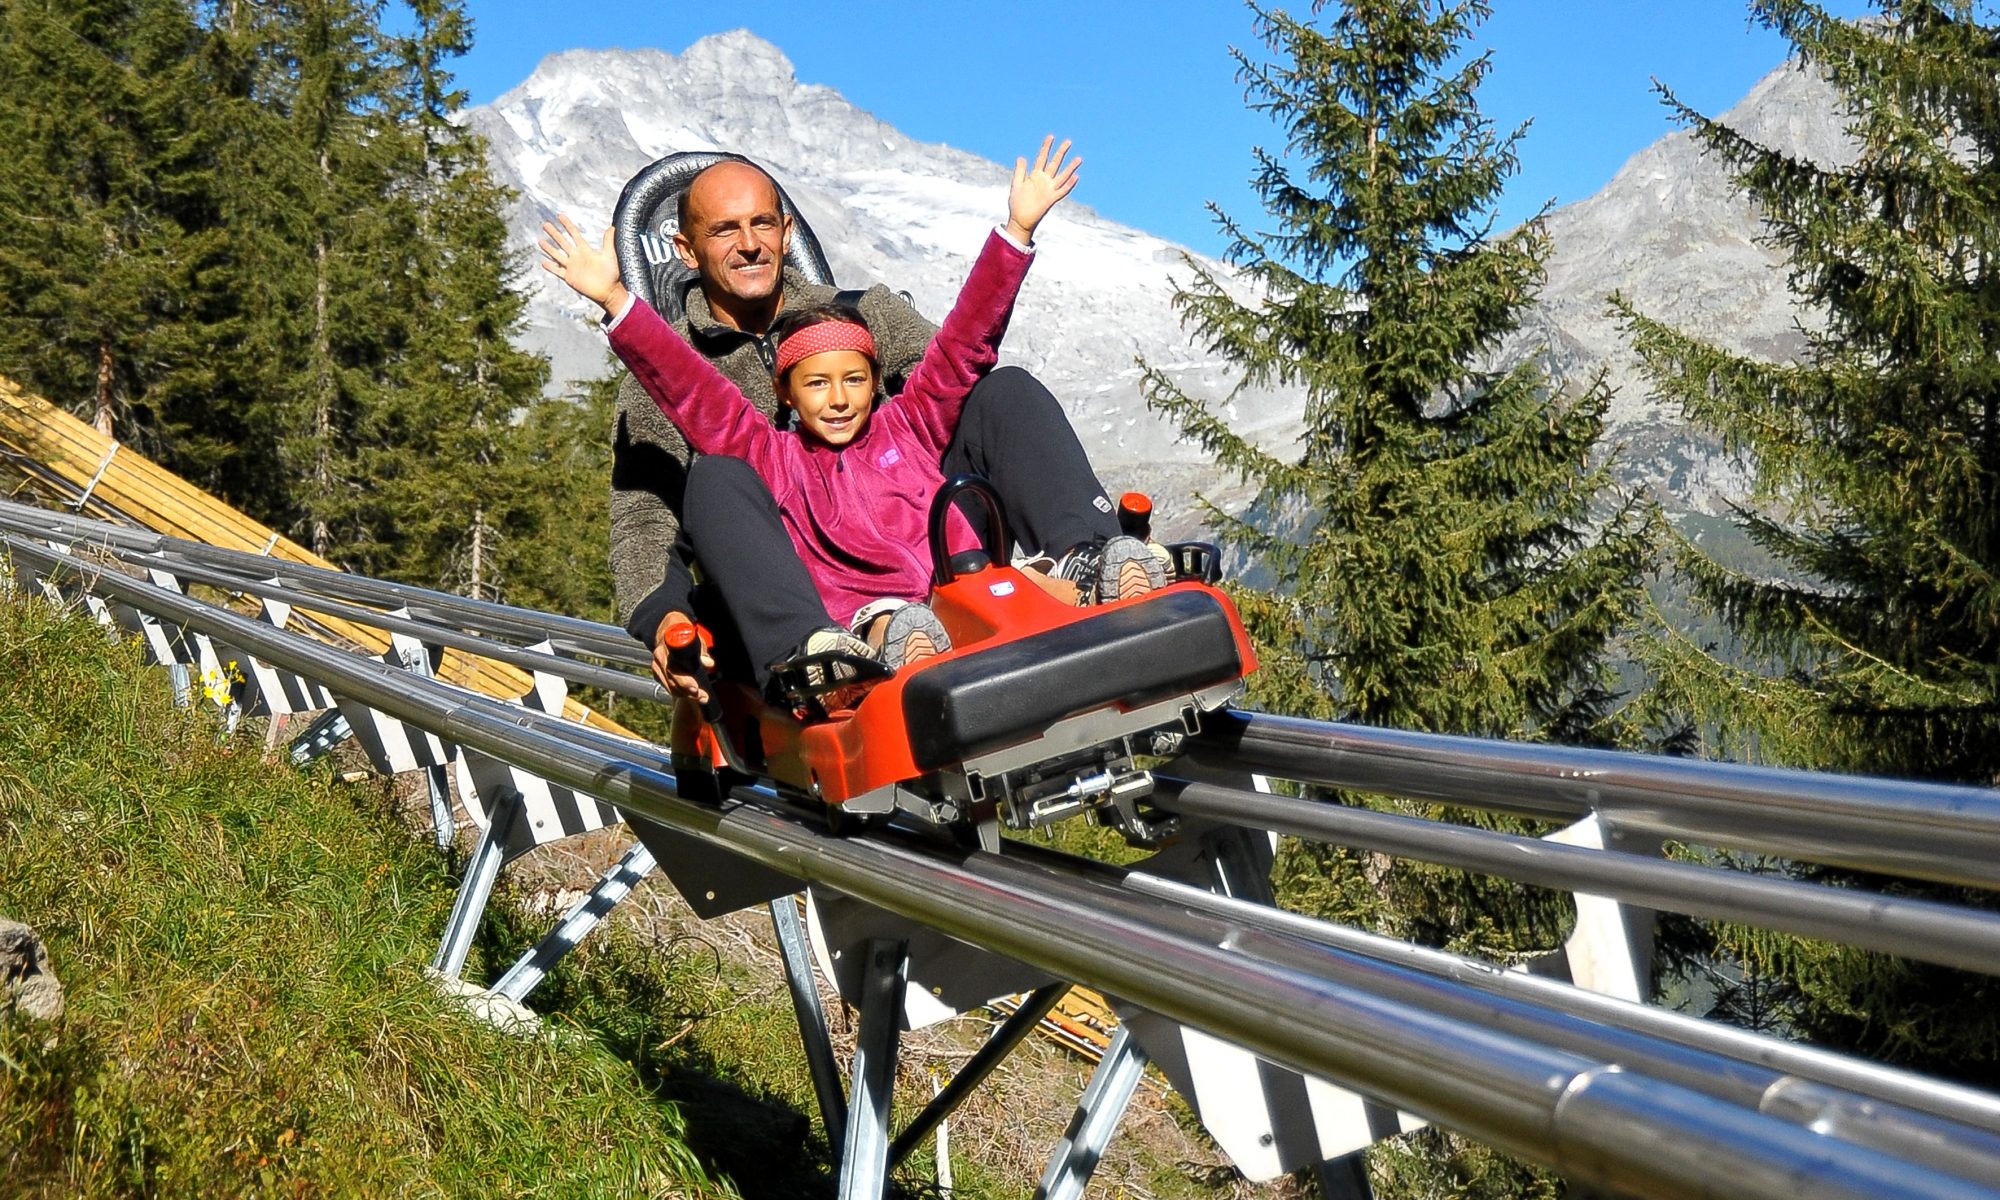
[611, 158, 1131, 697]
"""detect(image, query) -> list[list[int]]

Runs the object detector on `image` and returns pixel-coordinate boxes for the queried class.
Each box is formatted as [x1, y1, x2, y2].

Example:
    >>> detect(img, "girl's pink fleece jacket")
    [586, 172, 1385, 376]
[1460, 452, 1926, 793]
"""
[606, 229, 1033, 627]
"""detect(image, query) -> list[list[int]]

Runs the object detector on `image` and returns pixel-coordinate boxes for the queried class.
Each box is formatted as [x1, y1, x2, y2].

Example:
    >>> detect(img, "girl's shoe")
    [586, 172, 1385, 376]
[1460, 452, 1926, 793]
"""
[772, 624, 876, 688]
[877, 602, 952, 669]
[770, 626, 880, 707]
[1058, 535, 1168, 604]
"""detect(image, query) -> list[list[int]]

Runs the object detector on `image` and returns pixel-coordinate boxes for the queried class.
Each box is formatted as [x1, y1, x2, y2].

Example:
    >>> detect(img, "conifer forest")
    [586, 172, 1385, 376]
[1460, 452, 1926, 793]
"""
[0, 0, 611, 620]
[4, 0, 1999, 1196]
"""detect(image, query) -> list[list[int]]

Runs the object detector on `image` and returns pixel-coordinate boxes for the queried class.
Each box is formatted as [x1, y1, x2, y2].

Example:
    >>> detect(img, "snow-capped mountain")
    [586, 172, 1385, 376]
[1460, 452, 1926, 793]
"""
[468, 30, 1842, 523]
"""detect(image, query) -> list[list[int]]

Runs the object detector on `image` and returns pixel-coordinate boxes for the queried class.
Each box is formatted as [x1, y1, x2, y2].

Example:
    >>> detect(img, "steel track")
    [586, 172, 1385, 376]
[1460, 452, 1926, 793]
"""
[10, 520, 2000, 1197]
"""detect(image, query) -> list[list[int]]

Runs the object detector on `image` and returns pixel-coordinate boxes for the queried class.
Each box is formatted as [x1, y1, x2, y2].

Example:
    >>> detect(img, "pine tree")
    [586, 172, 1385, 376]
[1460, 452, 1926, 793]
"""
[0, 0, 594, 614]
[288, 0, 411, 558]
[0, 0, 224, 443]
[1146, 0, 1654, 739]
[355, 0, 555, 598]
[491, 372, 619, 622]
[1143, 2, 1656, 1190]
[1620, 0, 2000, 1081]
[155, 0, 316, 516]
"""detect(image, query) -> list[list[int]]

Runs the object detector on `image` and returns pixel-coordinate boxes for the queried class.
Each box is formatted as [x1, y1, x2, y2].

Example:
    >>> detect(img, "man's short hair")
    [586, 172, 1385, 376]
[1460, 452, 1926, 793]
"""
[675, 158, 784, 235]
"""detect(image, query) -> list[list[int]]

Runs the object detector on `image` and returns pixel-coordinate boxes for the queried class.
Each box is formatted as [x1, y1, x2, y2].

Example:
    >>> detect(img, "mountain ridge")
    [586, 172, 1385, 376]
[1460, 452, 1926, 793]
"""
[469, 29, 1838, 526]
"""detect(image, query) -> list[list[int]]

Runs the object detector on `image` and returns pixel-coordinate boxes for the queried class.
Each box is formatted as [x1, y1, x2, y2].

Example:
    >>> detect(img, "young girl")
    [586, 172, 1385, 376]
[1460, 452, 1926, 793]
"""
[539, 138, 1163, 692]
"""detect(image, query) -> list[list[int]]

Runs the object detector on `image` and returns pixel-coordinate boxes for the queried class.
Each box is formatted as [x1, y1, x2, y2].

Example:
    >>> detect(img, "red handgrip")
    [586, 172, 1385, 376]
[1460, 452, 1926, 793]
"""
[663, 622, 722, 722]
[1117, 491, 1153, 539]
[664, 621, 701, 668]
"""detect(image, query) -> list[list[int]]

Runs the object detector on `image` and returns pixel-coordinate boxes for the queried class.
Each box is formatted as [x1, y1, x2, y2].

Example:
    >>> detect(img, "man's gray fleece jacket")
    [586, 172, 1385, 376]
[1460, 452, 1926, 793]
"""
[609, 267, 940, 636]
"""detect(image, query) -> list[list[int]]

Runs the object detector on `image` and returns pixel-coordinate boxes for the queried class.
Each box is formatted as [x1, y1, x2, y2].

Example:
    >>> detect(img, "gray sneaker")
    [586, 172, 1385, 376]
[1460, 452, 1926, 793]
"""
[878, 603, 952, 669]
[796, 626, 879, 688]
[1059, 535, 1167, 604]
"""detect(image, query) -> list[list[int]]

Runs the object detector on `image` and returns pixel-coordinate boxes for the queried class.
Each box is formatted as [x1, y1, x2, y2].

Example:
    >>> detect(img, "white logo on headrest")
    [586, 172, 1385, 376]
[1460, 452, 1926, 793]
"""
[640, 232, 676, 265]
[989, 581, 1016, 597]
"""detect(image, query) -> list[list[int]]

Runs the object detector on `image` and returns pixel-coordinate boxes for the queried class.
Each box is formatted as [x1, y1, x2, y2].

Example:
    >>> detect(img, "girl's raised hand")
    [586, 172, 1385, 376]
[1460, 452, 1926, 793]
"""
[538, 214, 629, 315]
[1005, 136, 1080, 245]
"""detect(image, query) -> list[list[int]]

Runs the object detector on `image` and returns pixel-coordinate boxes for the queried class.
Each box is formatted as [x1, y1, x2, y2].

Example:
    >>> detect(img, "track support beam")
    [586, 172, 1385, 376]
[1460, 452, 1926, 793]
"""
[890, 981, 1068, 1170]
[839, 937, 909, 1200]
[431, 789, 522, 979]
[492, 841, 657, 1001]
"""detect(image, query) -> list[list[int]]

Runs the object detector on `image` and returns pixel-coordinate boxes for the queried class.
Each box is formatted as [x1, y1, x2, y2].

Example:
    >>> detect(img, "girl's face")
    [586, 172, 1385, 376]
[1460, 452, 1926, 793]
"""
[782, 349, 877, 446]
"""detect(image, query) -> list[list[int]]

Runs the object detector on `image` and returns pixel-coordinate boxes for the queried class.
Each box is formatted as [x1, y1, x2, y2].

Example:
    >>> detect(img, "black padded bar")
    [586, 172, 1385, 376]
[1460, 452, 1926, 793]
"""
[902, 590, 1243, 772]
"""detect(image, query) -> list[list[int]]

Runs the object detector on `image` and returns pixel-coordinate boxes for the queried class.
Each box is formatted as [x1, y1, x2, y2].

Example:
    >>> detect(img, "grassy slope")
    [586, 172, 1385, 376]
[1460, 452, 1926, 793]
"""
[0, 598, 735, 1198]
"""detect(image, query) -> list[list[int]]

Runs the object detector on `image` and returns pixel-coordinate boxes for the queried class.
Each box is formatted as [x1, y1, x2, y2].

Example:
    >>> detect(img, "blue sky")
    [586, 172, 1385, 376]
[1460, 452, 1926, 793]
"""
[452, 1, 1872, 258]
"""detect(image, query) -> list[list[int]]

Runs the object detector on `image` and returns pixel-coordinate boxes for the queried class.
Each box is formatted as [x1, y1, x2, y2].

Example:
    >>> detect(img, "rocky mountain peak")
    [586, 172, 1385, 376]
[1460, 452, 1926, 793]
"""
[673, 28, 801, 86]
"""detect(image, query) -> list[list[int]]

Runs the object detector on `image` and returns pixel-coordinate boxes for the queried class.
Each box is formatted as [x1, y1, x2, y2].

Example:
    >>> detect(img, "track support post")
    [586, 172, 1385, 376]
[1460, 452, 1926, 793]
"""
[1035, 1023, 1149, 1200]
[771, 896, 850, 1150]
[167, 662, 192, 709]
[431, 789, 522, 979]
[839, 937, 909, 1200]
[1315, 1151, 1374, 1200]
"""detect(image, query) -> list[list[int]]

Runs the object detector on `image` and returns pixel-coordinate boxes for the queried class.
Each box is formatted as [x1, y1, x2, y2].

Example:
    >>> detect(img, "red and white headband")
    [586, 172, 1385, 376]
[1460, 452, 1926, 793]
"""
[775, 320, 877, 375]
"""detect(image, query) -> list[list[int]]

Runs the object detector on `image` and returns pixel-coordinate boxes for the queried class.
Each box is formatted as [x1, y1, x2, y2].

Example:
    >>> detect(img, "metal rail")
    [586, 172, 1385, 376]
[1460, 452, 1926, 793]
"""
[1100, 860, 2000, 1136]
[12, 534, 2000, 1199]
[60, 543, 663, 703]
[1150, 777, 2000, 975]
[0, 497, 648, 666]
[1019, 847, 2000, 1187]
[1189, 710, 2000, 889]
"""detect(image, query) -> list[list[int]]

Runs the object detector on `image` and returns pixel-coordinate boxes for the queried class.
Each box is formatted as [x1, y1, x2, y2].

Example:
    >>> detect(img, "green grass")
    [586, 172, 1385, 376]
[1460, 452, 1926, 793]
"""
[0, 596, 1264, 1200]
[0, 597, 746, 1198]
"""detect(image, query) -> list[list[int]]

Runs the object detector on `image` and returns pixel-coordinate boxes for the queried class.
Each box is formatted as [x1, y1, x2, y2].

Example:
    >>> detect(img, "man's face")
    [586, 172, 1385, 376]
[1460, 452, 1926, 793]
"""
[673, 163, 792, 315]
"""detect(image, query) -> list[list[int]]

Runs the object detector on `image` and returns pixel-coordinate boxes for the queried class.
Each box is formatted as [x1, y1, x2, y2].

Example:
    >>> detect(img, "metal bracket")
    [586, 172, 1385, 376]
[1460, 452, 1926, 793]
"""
[390, 631, 457, 850]
[288, 709, 353, 766]
[1542, 812, 1660, 1002]
[68, 443, 118, 511]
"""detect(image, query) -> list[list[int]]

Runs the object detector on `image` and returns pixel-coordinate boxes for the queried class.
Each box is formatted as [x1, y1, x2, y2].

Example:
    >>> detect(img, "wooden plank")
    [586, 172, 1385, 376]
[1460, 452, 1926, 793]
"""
[0, 375, 637, 737]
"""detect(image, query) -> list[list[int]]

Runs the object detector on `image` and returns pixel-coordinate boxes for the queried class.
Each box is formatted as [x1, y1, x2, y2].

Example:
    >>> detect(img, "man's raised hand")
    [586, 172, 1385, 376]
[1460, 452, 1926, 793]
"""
[538, 214, 629, 316]
[1005, 136, 1080, 245]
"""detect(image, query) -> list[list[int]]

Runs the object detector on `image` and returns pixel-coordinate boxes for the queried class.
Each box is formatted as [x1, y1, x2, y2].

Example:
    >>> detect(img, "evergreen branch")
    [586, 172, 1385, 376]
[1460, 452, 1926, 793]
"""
[1139, 362, 1315, 499]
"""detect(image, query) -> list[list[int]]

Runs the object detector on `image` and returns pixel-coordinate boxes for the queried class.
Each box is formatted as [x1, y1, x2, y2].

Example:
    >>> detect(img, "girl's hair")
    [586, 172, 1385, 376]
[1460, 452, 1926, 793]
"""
[771, 301, 878, 383]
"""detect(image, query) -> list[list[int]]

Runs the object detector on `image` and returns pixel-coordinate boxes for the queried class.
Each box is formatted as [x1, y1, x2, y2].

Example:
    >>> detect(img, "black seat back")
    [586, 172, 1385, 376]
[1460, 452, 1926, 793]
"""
[611, 151, 837, 324]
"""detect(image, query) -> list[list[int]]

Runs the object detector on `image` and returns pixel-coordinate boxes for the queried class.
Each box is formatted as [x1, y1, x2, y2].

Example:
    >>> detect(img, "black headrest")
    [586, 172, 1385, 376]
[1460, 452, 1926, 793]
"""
[611, 151, 837, 325]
